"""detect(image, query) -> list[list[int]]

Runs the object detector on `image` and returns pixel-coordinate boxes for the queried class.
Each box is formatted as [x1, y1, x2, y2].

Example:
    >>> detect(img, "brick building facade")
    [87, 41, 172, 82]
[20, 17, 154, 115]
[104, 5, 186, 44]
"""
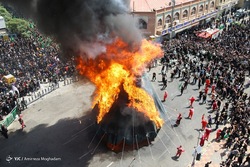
[130, 0, 238, 38]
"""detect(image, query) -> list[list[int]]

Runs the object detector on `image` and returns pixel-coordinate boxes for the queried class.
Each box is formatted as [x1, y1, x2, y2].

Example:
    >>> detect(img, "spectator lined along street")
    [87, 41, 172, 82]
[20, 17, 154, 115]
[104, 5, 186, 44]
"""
[147, 14, 250, 166]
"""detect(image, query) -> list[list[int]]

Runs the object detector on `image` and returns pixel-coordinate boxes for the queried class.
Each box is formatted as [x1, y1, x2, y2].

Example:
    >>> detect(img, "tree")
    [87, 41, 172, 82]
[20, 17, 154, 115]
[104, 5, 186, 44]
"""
[7, 18, 30, 37]
[0, 5, 30, 37]
[0, 5, 12, 22]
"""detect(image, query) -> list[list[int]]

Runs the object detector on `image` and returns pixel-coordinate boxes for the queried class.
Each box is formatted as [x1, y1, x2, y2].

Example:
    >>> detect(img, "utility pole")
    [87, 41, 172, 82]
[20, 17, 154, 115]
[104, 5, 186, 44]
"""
[229, 0, 232, 17]
[170, 0, 176, 41]
[133, 1, 135, 18]
[191, 130, 201, 167]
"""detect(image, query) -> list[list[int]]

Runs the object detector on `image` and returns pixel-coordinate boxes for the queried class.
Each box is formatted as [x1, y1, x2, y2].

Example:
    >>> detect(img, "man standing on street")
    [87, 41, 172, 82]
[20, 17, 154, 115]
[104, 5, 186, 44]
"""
[175, 145, 185, 158]
[189, 96, 196, 107]
[162, 91, 168, 102]
[0, 125, 8, 139]
[188, 107, 194, 119]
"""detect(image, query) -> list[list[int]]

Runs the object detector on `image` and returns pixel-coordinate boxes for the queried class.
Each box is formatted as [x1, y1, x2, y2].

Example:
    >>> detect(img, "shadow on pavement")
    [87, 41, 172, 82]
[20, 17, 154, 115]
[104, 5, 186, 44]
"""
[171, 156, 179, 161]
[0, 110, 111, 167]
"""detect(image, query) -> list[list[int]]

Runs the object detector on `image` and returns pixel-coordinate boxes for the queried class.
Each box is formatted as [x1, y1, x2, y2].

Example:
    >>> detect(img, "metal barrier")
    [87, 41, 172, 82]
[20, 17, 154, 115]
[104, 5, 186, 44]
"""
[25, 78, 78, 106]
[26, 83, 59, 105]
[0, 78, 79, 128]
[0, 106, 18, 127]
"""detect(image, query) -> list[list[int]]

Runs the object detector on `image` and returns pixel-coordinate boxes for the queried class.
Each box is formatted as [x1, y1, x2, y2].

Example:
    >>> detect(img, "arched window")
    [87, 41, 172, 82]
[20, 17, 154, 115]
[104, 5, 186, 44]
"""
[165, 15, 171, 24]
[199, 5, 204, 12]
[220, 0, 222, 3]
[174, 12, 180, 21]
[211, 1, 214, 8]
[205, 4, 208, 10]
[183, 10, 188, 18]
[191, 7, 196, 15]
[138, 19, 147, 29]
[157, 18, 162, 26]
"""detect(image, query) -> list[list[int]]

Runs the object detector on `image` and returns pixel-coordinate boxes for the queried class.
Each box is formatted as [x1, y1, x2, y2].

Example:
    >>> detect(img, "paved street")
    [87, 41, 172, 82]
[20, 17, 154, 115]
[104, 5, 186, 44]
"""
[0, 62, 249, 167]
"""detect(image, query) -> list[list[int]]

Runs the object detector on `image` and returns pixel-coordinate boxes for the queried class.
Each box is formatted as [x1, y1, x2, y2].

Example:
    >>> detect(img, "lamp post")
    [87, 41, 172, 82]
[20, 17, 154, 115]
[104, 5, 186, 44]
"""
[191, 130, 201, 167]
[229, 0, 232, 17]
[170, 0, 176, 40]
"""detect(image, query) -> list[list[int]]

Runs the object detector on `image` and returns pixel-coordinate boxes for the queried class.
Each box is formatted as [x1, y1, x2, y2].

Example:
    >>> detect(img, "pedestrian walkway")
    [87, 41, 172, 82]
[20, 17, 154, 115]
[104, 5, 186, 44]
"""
[188, 123, 250, 167]
[192, 139, 226, 167]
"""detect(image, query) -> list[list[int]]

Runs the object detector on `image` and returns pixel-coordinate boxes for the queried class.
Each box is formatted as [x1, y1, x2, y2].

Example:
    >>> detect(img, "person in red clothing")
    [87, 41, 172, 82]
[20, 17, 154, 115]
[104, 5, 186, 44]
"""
[211, 92, 216, 101]
[162, 91, 168, 102]
[200, 135, 206, 146]
[211, 83, 216, 94]
[188, 107, 194, 119]
[204, 128, 212, 141]
[201, 119, 208, 130]
[176, 113, 182, 126]
[215, 129, 222, 141]
[205, 78, 210, 87]
[204, 86, 209, 95]
[189, 96, 196, 107]
[18, 114, 26, 130]
[212, 100, 218, 111]
[176, 145, 185, 157]
[202, 114, 205, 120]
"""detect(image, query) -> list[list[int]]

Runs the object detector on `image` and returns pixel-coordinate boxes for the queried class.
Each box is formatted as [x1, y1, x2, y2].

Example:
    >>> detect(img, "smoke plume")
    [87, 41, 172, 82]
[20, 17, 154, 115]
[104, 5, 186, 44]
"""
[1, 0, 142, 59]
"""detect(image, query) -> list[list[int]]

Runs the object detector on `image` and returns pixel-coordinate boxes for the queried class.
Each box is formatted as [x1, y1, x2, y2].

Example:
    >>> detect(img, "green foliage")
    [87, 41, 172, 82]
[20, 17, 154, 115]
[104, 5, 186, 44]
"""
[0, 4, 55, 46]
[7, 18, 30, 36]
[0, 5, 12, 22]
[0, 5, 31, 37]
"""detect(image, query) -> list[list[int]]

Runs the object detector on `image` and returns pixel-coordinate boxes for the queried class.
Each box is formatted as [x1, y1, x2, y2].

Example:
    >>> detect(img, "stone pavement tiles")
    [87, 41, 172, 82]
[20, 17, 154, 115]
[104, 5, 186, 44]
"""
[194, 140, 227, 167]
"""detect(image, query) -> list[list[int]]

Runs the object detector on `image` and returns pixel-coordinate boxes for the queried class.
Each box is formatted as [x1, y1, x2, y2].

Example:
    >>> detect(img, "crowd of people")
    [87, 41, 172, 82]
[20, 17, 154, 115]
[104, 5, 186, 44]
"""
[152, 12, 250, 166]
[0, 32, 77, 121]
[0, 6, 249, 166]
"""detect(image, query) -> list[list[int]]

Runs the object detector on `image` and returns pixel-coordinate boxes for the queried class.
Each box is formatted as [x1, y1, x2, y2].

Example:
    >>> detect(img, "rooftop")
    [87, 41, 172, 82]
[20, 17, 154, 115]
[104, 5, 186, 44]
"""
[130, 0, 196, 12]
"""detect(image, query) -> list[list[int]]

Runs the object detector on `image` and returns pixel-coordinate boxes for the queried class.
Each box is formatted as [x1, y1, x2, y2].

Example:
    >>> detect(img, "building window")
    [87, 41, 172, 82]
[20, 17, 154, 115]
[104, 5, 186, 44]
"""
[220, 0, 222, 3]
[199, 5, 204, 12]
[191, 7, 196, 15]
[165, 15, 171, 24]
[205, 4, 208, 10]
[138, 19, 147, 29]
[157, 18, 162, 26]
[211, 2, 214, 8]
[174, 12, 180, 21]
[183, 10, 188, 18]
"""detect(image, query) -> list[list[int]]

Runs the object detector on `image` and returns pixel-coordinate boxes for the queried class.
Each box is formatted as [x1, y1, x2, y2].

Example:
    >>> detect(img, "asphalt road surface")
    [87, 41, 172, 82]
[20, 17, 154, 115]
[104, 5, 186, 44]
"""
[0, 63, 239, 167]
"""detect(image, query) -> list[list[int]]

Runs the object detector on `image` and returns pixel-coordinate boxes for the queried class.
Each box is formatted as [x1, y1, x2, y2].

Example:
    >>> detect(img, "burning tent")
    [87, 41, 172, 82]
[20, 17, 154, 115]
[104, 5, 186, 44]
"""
[91, 73, 164, 152]
[77, 39, 164, 152]
[2, 0, 165, 152]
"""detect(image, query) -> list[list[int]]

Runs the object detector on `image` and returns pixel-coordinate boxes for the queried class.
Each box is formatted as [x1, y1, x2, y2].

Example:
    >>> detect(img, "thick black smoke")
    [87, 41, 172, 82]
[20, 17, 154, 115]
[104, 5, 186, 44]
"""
[0, 0, 142, 59]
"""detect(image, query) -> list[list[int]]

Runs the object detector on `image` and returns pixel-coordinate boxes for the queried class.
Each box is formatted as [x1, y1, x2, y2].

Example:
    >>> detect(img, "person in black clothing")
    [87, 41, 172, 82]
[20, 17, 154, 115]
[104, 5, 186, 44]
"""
[205, 161, 212, 167]
[202, 93, 207, 104]
[21, 97, 27, 110]
[198, 77, 202, 89]
[242, 154, 250, 166]
[151, 72, 156, 82]
[180, 85, 184, 95]
[198, 90, 204, 101]
[0, 125, 8, 139]
[160, 74, 167, 90]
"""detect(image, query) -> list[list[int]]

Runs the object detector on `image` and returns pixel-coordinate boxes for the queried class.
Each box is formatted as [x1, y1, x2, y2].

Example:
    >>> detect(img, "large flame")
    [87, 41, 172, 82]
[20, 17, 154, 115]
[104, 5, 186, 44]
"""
[77, 38, 164, 128]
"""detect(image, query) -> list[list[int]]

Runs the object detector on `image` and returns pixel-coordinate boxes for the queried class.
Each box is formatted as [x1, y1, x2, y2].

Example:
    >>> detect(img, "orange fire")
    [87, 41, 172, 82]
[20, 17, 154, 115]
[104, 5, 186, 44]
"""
[77, 38, 164, 128]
